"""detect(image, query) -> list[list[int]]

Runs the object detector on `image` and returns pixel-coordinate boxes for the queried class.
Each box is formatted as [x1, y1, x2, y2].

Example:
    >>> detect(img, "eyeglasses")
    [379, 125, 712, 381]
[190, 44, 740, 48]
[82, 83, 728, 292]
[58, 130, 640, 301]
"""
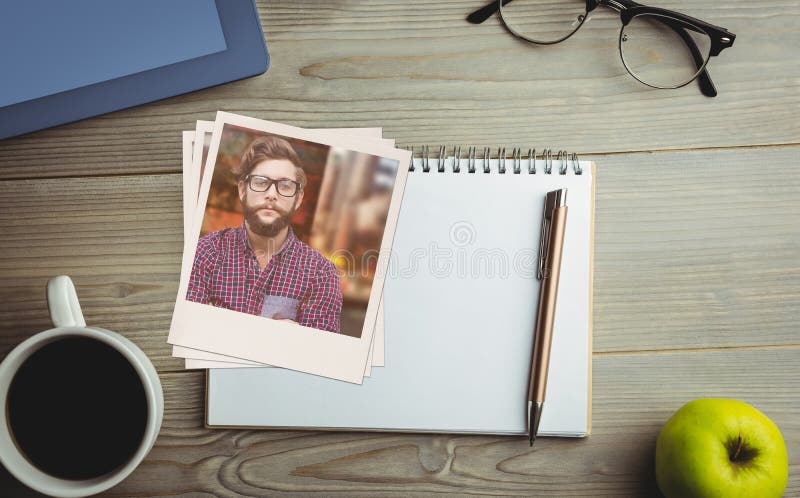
[244, 175, 301, 197]
[468, 0, 735, 96]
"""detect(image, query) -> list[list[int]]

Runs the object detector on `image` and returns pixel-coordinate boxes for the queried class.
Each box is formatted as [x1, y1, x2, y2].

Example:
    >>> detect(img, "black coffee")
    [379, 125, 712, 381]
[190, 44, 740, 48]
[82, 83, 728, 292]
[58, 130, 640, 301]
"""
[6, 336, 148, 480]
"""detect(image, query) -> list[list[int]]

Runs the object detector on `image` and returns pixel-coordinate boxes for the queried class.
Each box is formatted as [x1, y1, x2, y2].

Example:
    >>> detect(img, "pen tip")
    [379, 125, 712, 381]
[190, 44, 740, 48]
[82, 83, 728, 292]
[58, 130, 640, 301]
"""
[528, 401, 542, 448]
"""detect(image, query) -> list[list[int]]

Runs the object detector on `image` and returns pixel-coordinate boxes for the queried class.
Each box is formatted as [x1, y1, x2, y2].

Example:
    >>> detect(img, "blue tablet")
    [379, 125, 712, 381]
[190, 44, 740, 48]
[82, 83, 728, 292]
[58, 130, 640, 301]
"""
[0, 0, 269, 139]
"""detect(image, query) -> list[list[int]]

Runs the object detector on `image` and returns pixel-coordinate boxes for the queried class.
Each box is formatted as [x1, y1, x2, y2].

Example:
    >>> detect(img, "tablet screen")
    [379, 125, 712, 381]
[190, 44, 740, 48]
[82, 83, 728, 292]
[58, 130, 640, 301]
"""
[0, 0, 227, 108]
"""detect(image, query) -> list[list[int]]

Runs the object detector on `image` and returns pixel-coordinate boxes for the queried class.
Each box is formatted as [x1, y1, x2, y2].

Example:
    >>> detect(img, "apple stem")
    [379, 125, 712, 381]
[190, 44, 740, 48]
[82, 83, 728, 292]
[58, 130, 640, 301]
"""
[733, 434, 743, 461]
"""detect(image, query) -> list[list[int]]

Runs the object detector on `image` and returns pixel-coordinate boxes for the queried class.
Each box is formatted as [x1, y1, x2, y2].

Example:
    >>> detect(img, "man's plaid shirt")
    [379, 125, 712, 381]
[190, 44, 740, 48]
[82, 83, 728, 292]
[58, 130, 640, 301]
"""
[186, 223, 342, 333]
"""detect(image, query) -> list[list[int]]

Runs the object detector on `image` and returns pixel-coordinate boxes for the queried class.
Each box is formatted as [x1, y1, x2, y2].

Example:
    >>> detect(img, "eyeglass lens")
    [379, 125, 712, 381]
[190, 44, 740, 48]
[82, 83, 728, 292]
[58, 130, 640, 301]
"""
[620, 13, 712, 89]
[499, 0, 588, 45]
[248, 176, 298, 197]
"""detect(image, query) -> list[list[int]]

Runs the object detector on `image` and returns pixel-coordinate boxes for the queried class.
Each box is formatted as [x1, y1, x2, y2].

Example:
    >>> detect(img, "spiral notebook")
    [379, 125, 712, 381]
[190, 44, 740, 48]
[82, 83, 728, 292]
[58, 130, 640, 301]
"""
[207, 147, 594, 436]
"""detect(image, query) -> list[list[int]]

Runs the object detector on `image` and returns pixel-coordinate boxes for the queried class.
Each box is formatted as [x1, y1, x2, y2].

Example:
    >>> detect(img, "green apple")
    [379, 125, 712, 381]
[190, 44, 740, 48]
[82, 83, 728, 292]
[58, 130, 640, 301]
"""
[655, 398, 788, 498]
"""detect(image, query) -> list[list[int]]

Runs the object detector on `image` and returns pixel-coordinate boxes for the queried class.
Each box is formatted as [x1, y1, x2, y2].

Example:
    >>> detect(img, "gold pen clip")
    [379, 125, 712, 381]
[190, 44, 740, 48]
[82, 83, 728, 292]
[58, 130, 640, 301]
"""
[537, 199, 552, 281]
[537, 190, 567, 280]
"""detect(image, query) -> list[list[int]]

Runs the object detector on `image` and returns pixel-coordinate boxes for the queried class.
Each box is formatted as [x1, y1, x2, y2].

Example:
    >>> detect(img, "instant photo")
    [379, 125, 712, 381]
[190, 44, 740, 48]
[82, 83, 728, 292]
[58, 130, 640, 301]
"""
[168, 113, 409, 383]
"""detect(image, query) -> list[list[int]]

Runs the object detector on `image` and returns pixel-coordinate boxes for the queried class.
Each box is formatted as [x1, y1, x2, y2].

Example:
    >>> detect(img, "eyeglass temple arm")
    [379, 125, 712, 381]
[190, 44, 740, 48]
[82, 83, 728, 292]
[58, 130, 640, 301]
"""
[467, 0, 508, 24]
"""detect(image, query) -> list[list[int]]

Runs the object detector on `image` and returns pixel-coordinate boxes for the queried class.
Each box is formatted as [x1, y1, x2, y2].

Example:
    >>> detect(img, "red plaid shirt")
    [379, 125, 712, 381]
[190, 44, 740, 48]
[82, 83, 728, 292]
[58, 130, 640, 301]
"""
[186, 223, 342, 333]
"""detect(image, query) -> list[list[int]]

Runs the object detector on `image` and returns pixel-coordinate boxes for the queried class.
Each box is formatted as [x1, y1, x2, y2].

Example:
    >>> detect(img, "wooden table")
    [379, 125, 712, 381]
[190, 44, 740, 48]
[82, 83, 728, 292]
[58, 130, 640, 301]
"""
[1, 1, 798, 496]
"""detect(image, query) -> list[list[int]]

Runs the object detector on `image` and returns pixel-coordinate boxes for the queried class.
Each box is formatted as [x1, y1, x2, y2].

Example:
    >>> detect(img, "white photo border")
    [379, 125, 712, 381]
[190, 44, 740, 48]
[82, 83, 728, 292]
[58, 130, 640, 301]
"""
[168, 112, 410, 383]
[175, 126, 386, 376]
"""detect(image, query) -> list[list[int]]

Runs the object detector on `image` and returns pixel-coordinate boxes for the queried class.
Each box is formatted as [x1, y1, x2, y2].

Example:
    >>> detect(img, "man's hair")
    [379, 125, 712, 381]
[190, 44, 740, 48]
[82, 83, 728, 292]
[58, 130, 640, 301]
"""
[233, 135, 307, 189]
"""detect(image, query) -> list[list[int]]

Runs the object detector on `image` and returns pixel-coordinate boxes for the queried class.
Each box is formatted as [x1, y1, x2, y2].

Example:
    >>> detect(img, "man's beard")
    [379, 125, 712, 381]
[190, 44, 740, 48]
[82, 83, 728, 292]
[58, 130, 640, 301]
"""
[243, 201, 297, 237]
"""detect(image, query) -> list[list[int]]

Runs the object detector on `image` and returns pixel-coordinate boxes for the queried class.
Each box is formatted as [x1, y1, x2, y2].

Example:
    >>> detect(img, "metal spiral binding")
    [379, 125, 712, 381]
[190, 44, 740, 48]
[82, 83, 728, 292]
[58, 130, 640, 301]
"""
[405, 146, 415, 172]
[543, 149, 552, 174]
[528, 148, 536, 174]
[408, 146, 582, 174]
[557, 150, 567, 175]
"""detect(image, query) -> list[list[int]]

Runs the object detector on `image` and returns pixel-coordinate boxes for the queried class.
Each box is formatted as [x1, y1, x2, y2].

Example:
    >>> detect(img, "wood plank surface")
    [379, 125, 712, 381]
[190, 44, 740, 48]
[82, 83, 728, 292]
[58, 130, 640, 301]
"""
[1, 0, 798, 496]
[1, 147, 797, 372]
[0, 173, 186, 371]
[3, 348, 795, 497]
[0, 0, 797, 180]
[589, 146, 800, 353]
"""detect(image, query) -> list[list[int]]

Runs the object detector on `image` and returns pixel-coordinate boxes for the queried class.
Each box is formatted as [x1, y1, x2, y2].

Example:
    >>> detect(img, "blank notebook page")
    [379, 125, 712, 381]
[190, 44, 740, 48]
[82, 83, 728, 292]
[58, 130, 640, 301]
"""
[208, 159, 593, 436]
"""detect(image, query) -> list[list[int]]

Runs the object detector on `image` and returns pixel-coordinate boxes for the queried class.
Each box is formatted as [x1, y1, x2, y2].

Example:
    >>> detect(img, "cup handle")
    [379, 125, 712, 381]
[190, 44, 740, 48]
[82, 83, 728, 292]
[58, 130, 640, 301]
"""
[47, 275, 86, 328]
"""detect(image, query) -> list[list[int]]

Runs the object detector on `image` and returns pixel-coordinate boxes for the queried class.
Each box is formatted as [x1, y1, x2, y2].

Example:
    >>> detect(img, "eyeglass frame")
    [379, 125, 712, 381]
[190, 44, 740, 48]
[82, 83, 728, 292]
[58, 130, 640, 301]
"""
[242, 174, 302, 197]
[468, 0, 736, 97]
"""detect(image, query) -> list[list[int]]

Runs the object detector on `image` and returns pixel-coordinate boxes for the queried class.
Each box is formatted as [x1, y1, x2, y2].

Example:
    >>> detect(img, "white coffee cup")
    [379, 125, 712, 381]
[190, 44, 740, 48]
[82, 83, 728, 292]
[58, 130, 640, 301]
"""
[0, 276, 163, 497]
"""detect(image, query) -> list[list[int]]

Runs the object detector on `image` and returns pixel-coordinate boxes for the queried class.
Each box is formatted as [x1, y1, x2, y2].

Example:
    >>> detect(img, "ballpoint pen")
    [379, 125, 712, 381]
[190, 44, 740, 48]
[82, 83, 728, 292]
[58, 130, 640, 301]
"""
[528, 188, 568, 447]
